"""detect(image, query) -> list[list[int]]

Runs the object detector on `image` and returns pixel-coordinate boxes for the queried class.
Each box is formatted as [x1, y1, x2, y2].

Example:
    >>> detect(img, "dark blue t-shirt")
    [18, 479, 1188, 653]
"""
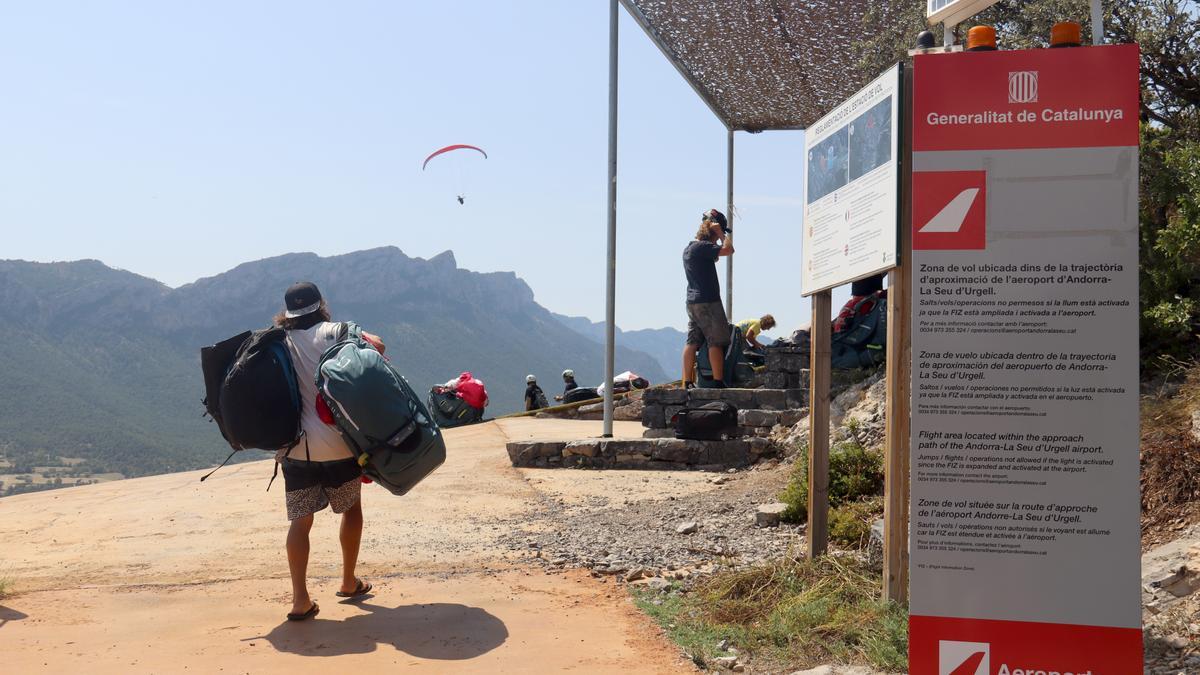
[683, 240, 721, 304]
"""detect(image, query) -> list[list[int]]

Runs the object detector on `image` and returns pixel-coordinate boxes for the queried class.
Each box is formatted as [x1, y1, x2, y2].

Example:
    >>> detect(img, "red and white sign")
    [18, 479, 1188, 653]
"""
[913, 171, 986, 251]
[914, 43, 1139, 151]
[910, 45, 1142, 674]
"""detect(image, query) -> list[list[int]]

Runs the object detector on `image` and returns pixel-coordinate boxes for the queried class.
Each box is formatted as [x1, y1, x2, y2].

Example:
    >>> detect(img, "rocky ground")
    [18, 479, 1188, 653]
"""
[1142, 524, 1200, 674]
[500, 458, 804, 581]
[500, 373, 899, 674]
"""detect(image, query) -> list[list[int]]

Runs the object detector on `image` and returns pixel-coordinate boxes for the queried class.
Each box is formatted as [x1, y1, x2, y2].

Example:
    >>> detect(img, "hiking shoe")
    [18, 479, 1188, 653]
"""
[711, 380, 727, 389]
[684, 381, 696, 390]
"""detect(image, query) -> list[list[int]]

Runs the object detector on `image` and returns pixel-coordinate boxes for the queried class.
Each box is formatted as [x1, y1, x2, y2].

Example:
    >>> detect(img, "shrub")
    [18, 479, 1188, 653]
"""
[779, 441, 885, 523]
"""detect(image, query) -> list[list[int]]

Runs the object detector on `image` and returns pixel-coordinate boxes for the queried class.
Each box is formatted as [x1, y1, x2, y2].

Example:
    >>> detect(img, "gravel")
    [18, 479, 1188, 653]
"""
[499, 461, 806, 583]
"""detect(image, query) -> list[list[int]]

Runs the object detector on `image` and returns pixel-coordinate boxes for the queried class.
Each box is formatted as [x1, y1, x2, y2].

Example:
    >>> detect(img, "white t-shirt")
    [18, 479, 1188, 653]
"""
[283, 321, 355, 462]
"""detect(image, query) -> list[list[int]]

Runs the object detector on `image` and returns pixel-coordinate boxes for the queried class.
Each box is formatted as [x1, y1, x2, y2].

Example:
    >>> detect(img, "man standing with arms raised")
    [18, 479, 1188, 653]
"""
[681, 209, 734, 388]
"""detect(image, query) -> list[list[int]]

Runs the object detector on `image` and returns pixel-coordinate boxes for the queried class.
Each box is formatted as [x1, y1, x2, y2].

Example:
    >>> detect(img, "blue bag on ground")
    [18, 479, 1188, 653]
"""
[315, 324, 445, 496]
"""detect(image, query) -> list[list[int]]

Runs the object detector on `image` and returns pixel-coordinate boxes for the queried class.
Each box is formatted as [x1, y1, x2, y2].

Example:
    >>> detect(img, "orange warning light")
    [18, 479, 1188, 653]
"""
[966, 25, 998, 51]
[1050, 21, 1082, 48]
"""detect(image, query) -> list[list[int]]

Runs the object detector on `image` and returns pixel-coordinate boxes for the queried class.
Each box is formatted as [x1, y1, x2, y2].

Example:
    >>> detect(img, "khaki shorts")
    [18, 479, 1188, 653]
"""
[686, 301, 730, 347]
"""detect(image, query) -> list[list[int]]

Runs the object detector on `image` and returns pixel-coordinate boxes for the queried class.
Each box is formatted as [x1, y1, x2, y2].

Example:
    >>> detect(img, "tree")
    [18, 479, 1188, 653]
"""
[857, 1, 1200, 366]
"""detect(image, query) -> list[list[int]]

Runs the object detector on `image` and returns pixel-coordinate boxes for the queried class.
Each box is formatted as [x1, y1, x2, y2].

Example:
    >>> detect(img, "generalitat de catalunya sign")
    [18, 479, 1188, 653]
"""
[908, 44, 1142, 675]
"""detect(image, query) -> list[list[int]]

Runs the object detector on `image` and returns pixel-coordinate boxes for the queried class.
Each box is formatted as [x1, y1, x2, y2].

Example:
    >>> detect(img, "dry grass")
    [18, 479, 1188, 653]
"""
[1140, 359, 1200, 549]
[685, 555, 907, 670]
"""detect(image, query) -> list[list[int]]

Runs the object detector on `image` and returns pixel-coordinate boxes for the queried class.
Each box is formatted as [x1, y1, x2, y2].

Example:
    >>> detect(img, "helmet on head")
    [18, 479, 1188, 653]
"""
[526, 374, 537, 384]
[562, 369, 574, 379]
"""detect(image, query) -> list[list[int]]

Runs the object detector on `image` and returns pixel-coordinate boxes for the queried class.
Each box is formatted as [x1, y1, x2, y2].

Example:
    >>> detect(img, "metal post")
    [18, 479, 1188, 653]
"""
[1090, 0, 1103, 45]
[602, 0, 618, 438]
[725, 128, 734, 320]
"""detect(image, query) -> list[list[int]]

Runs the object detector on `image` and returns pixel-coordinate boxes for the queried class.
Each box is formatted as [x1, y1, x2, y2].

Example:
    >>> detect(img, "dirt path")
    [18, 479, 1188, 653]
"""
[0, 419, 690, 673]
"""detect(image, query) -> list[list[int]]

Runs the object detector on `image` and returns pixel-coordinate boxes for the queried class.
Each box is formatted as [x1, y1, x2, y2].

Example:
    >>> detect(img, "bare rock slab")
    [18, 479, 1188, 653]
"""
[755, 503, 788, 528]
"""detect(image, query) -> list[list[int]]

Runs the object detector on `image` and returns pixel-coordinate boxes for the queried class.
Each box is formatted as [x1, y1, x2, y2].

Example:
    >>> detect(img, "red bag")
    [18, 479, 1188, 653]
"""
[316, 393, 336, 425]
[453, 372, 489, 410]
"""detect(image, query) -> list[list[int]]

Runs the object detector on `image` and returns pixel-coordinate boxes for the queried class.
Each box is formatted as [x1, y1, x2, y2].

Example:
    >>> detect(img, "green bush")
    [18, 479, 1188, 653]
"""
[779, 441, 885, 523]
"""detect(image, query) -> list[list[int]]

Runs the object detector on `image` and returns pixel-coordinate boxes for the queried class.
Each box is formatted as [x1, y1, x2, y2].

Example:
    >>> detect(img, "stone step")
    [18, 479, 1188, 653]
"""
[506, 437, 776, 470]
[641, 388, 807, 429]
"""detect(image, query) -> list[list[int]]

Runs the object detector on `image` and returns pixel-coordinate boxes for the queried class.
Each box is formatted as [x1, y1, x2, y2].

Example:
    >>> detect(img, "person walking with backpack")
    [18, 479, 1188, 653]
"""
[273, 282, 380, 621]
[682, 209, 734, 388]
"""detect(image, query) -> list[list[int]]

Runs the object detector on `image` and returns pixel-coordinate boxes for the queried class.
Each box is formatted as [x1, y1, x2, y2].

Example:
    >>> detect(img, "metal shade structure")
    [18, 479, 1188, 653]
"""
[601, 0, 875, 436]
[621, 0, 875, 131]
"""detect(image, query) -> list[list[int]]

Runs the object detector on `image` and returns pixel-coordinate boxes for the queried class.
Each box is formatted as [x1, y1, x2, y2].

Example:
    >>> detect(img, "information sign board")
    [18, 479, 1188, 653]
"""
[909, 44, 1142, 674]
[801, 64, 901, 296]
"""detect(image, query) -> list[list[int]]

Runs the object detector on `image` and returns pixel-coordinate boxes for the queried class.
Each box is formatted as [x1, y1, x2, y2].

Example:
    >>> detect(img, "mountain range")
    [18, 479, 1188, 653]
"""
[551, 313, 685, 379]
[0, 248, 669, 483]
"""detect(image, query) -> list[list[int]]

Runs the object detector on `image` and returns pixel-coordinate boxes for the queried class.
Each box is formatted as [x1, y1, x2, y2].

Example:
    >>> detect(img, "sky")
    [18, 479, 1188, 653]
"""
[0, 1, 853, 334]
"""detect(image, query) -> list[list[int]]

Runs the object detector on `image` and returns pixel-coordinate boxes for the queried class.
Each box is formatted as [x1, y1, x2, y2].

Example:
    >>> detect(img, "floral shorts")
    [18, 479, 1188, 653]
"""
[281, 457, 362, 521]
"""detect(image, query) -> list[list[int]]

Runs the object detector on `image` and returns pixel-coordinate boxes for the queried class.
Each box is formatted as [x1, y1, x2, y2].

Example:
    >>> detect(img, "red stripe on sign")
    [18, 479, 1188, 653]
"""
[913, 44, 1139, 152]
[909, 614, 1143, 675]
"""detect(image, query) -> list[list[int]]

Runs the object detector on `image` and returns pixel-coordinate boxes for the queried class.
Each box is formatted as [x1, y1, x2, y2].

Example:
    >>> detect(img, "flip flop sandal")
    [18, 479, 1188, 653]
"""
[335, 579, 373, 598]
[286, 602, 319, 622]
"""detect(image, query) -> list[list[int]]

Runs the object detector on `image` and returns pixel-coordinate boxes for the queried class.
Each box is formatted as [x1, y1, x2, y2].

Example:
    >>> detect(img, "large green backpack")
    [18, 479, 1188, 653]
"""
[315, 324, 446, 496]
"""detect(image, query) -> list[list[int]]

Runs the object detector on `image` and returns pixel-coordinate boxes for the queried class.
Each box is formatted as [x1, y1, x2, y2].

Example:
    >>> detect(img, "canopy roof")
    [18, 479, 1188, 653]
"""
[621, 0, 874, 131]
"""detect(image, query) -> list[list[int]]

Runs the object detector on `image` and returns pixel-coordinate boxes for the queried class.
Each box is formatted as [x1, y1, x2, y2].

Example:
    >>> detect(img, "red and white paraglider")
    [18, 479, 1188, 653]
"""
[422, 144, 488, 205]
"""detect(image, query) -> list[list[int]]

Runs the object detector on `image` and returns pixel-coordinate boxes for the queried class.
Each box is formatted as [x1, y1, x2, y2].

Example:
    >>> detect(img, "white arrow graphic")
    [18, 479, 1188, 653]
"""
[919, 188, 980, 233]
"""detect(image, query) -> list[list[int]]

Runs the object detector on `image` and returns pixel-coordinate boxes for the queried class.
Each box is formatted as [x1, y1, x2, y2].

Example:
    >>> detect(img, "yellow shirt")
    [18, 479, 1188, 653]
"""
[737, 318, 762, 342]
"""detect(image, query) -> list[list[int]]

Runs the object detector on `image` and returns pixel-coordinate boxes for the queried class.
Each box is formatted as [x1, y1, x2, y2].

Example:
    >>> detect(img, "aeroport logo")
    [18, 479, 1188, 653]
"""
[940, 640, 989, 675]
[913, 170, 987, 250]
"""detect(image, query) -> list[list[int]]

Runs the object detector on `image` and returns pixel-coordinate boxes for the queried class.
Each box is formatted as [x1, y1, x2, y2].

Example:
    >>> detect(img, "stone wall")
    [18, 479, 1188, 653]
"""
[641, 387, 807, 439]
[506, 436, 775, 470]
[763, 345, 810, 390]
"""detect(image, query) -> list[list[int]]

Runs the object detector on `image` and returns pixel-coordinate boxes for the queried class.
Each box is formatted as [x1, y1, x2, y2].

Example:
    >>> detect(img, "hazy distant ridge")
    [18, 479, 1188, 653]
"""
[552, 313, 685, 378]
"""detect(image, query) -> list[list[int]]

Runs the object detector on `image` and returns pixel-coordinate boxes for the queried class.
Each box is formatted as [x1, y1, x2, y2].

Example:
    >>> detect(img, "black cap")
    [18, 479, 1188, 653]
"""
[704, 209, 728, 231]
[284, 282, 323, 318]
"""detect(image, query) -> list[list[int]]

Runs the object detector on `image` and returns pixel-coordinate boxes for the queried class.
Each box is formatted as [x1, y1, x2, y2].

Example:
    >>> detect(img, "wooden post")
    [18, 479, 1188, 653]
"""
[807, 290, 832, 558]
[883, 65, 914, 603]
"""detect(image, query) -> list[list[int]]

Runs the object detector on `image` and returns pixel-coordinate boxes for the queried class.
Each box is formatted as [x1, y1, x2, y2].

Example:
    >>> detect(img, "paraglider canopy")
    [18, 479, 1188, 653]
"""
[422, 144, 488, 171]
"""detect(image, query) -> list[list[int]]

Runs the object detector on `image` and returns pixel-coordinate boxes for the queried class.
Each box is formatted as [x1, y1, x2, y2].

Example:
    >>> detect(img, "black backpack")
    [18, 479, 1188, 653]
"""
[200, 327, 302, 456]
[673, 401, 738, 441]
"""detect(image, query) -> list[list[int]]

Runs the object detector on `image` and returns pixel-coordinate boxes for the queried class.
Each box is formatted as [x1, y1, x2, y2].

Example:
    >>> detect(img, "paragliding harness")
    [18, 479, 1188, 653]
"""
[561, 387, 600, 405]
[428, 388, 485, 428]
[830, 290, 887, 369]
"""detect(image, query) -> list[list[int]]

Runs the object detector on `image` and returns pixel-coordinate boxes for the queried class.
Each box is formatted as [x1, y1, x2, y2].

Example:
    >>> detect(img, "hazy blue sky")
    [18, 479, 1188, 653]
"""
[1, 1, 851, 333]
